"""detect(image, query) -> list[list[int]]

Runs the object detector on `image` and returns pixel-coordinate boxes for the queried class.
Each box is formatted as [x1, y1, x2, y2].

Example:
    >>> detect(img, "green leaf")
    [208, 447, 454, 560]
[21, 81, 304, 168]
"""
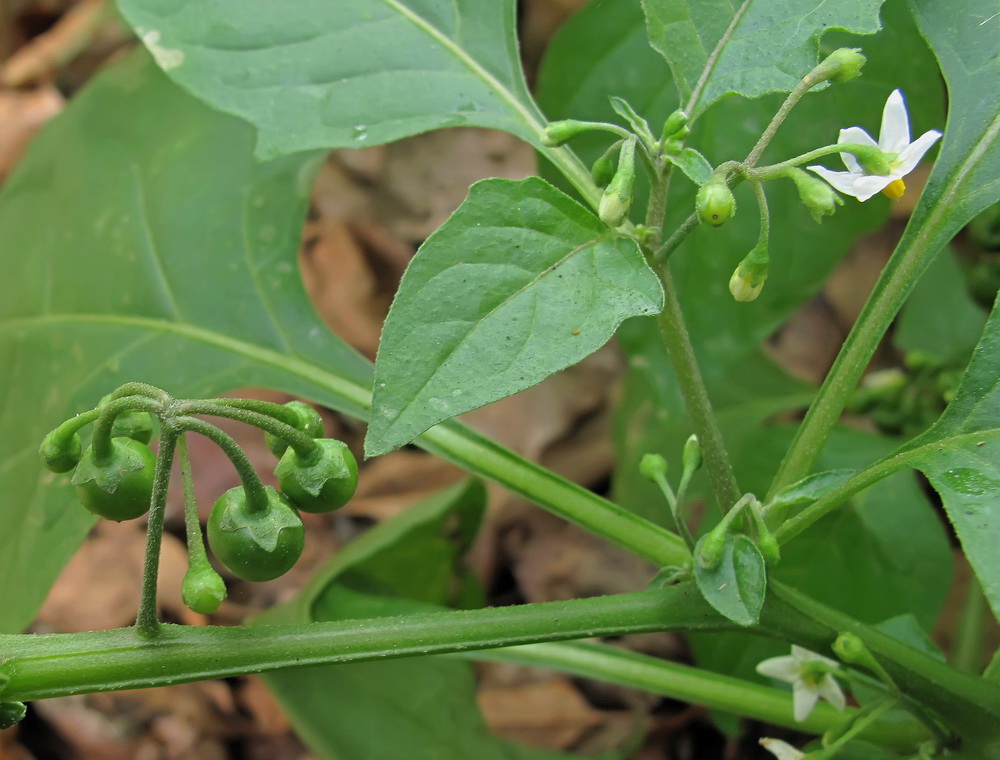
[365, 177, 664, 457]
[116, 0, 546, 158]
[906, 293, 1000, 620]
[694, 533, 766, 626]
[0, 50, 371, 633]
[259, 481, 573, 760]
[667, 147, 713, 186]
[766, 468, 858, 522]
[639, 0, 884, 114]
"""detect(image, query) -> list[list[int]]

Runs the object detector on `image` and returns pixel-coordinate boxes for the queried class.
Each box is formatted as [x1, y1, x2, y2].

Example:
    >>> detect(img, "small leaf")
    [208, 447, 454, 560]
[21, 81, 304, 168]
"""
[694, 533, 766, 626]
[366, 177, 664, 457]
[639, 0, 885, 114]
[609, 96, 656, 145]
[666, 147, 713, 186]
[767, 469, 858, 510]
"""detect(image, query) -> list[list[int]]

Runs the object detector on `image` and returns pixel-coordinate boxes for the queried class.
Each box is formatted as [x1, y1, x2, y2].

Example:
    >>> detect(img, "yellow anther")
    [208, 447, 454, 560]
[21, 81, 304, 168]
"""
[882, 178, 906, 199]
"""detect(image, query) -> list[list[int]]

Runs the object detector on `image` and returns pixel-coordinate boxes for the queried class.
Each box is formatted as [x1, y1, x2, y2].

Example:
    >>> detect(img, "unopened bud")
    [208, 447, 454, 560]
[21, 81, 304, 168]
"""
[182, 563, 228, 615]
[757, 530, 781, 565]
[696, 178, 736, 226]
[540, 119, 593, 147]
[599, 137, 636, 227]
[786, 168, 843, 223]
[661, 109, 689, 141]
[591, 144, 619, 187]
[811, 48, 867, 85]
[729, 245, 769, 302]
[697, 525, 728, 570]
[639, 453, 668, 482]
[682, 435, 702, 474]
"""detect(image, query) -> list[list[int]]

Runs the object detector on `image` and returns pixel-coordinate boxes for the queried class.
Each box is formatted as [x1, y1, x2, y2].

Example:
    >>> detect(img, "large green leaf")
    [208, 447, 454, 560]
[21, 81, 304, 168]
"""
[640, 0, 884, 114]
[116, 0, 546, 157]
[0, 51, 376, 633]
[904, 293, 1000, 619]
[366, 178, 663, 457]
[259, 481, 576, 760]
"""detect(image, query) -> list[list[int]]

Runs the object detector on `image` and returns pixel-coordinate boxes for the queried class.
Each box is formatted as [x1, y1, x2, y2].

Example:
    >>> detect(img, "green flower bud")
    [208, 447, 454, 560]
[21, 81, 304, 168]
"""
[660, 109, 689, 141]
[39, 429, 83, 473]
[757, 530, 781, 565]
[182, 562, 228, 615]
[812, 47, 866, 85]
[682, 435, 702, 474]
[540, 119, 593, 147]
[848, 145, 892, 175]
[786, 168, 843, 223]
[599, 137, 636, 227]
[696, 178, 736, 226]
[729, 245, 769, 302]
[696, 525, 728, 570]
[833, 632, 872, 667]
[639, 453, 668, 482]
[591, 143, 619, 187]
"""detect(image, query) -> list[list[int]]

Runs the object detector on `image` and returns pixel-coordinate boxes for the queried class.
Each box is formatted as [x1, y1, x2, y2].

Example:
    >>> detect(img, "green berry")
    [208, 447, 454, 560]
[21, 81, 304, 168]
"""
[182, 563, 228, 614]
[696, 179, 736, 226]
[207, 486, 304, 582]
[265, 401, 325, 457]
[100, 393, 156, 444]
[72, 438, 156, 521]
[39, 430, 83, 473]
[276, 439, 359, 513]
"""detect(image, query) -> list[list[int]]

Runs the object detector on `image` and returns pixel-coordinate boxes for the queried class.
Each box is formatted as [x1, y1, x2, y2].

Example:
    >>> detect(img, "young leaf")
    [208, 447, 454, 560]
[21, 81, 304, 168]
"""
[365, 177, 664, 457]
[117, 0, 546, 158]
[666, 147, 713, 186]
[766, 469, 857, 510]
[694, 533, 767, 626]
[640, 0, 885, 115]
[610, 95, 657, 145]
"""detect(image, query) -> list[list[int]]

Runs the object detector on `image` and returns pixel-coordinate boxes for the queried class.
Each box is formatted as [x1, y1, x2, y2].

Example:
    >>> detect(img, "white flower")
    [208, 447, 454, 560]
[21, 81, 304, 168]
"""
[757, 645, 847, 722]
[808, 89, 942, 201]
[760, 738, 805, 760]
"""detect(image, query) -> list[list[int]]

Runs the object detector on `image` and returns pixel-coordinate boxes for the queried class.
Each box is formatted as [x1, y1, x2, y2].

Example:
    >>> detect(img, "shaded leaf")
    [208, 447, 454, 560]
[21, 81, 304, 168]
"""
[259, 481, 574, 760]
[117, 0, 546, 158]
[765, 468, 857, 522]
[639, 0, 884, 114]
[694, 533, 766, 626]
[366, 177, 663, 457]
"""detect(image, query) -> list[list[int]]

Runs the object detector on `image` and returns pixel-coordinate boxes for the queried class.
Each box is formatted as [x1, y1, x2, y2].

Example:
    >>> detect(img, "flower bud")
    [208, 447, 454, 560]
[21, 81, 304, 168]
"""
[757, 530, 781, 565]
[639, 453, 668, 482]
[729, 245, 769, 302]
[696, 178, 736, 226]
[848, 145, 892, 175]
[661, 109, 689, 141]
[591, 143, 619, 187]
[787, 168, 843, 223]
[682, 435, 702, 474]
[812, 48, 866, 84]
[599, 137, 636, 227]
[697, 525, 728, 570]
[832, 632, 871, 667]
[540, 119, 593, 147]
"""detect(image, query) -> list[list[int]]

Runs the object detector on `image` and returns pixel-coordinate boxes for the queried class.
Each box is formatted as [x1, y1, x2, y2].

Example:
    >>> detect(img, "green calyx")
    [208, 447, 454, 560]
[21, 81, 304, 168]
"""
[591, 141, 620, 188]
[207, 486, 304, 582]
[540, 119, 595, 147]
[848, 145, 893, 176]
[182, 562, 228, 615]
[71, 438, 156, 521]
[265, 401, 325, 457]
[729, 245, 769, 303]
[696, 178, 736, 226]
[275, 438, 359, 513]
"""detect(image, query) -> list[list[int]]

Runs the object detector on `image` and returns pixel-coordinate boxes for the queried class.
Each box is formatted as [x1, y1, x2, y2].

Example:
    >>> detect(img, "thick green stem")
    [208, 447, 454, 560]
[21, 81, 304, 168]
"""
[173, 416, 270, 513]
[135, 425, 179, 638]
[654, 272, 742, 510]
[954, 576, 988, 675]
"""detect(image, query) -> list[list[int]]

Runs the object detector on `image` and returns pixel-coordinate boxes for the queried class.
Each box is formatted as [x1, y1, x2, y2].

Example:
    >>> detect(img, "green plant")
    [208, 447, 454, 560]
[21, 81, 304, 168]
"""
[0, 0, 998, 757]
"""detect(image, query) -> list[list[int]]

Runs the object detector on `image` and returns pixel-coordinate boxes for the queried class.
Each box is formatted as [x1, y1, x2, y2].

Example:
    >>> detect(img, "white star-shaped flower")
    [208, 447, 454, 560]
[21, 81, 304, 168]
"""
[760, 738, 805, 760]
[757, 645, 847, 722]
[808, 89, 942, 201]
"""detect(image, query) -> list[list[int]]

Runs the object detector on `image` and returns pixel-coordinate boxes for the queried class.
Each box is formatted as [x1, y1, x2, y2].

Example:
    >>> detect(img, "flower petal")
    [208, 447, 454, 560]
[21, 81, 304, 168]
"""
[894, 129, 943, 175]
[792, 682, 820, 722]
[760, 738, 805, 760]
[757, 655, 798, 682]
[808, 166, 890, 201]
[880, 89, 911, 153]
[837, 127, 877, 172]
[817, 674, 847, 712]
